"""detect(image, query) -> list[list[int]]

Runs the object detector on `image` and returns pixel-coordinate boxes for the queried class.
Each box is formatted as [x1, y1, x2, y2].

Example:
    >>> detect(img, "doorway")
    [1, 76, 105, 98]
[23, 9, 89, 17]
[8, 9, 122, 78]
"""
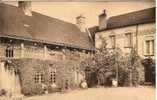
[142, 58, 155, 84]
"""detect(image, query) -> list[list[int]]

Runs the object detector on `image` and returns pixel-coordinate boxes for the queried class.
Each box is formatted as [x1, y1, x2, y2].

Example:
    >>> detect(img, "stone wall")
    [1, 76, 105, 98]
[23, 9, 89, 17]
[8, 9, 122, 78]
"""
[95, 23, 155, 58]
[10, 59, 83, 95]
[0, 41, 91, 61]
[95, 23, 155, 83]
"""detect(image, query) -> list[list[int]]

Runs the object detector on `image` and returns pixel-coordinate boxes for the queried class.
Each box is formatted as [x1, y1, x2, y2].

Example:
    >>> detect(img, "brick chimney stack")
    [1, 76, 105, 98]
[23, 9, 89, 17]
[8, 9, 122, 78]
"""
[76, 14, 86, 32]
[18, 1, 32, 16]
[99, 9, 107, 30]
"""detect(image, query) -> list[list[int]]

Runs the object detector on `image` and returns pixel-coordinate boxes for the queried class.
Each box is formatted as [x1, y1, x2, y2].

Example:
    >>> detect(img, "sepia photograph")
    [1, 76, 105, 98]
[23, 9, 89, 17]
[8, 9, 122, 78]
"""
[0, 0, 155, 100]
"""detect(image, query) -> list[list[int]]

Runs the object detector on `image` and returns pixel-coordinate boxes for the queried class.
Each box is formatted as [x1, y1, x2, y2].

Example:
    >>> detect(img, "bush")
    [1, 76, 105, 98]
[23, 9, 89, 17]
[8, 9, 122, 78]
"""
[81, 40, 145, 87]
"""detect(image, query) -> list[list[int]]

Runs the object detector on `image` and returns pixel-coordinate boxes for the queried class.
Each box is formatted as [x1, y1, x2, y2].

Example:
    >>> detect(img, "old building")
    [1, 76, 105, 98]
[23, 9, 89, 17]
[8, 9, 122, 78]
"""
[0, 2, 95, 61]
[95, 7, 155, 84]
[0, 1, 94, 95]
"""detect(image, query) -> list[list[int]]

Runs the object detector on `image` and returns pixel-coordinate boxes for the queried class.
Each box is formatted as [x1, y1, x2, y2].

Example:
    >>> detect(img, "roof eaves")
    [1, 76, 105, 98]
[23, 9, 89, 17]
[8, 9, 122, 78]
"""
[97, 20, 155, 32]
[0, 34, 95, 51]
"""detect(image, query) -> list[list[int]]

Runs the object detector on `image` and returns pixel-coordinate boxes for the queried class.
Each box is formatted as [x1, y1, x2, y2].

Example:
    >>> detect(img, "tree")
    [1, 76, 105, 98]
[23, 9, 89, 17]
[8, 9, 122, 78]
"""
[81, 40, 122, 86]
[81, 39, 144, 87]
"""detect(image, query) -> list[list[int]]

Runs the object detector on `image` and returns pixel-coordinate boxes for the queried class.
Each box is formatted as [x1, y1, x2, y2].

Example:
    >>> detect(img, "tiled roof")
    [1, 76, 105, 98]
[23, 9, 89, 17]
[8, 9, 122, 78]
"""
[0, 3, 94, 50]
[99, 7, 155, 31]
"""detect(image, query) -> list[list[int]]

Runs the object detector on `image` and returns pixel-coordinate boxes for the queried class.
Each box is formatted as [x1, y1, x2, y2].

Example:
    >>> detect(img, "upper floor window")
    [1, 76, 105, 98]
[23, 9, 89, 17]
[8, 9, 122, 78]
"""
[125, 33, 132, 48]
[145, 40, 154, 56]
[6, 46, 14, 58]
[110, 35, 116, 48]
[34, 72, 44, 84]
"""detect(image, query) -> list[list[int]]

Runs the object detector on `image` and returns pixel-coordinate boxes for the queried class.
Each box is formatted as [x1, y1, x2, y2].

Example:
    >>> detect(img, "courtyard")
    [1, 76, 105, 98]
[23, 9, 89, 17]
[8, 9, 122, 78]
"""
[23, 86, 155, 100]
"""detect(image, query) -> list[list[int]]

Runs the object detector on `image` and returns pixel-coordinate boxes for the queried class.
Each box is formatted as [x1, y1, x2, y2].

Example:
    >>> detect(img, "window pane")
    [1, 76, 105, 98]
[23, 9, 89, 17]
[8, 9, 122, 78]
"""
[146, 41, 150, 55]
[11, 49, 14, 57]
[50, 70, 56, 83]
[110, 36, 115, 48]
[152, 40, 154, 55]
[5, 46, 14, 58]
[6, 49, 9, 57]
[125, 33, 132, 47]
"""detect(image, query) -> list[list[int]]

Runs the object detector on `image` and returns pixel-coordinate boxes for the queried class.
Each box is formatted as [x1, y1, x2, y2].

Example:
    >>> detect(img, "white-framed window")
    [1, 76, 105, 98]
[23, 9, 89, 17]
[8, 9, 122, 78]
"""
[145, 40, 154, 56]
[125, 33, 132, 48]
[109, 35, 116, 48]
[49, 68, 56, 84]
[34, 72, 44, 84]
[6, 46, 14, 58]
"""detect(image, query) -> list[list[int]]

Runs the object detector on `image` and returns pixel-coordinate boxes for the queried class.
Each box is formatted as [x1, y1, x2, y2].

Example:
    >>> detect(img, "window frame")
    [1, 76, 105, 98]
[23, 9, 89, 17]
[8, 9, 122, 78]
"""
[6, 46, 14, 58]
[145, 39, 154, 56]
[124, 33, 133, 48]
[49, 68, 56, 84]
[109, 35, 116, 49]
[34, 72, 44, 84]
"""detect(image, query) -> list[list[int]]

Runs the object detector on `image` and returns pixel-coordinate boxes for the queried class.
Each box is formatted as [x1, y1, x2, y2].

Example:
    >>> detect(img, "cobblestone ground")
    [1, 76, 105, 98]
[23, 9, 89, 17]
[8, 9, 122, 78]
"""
[24, 86, 155, 100]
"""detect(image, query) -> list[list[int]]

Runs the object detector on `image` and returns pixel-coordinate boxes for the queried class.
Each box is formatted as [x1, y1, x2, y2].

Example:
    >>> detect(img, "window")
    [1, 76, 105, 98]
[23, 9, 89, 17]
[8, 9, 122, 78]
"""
[6, 46, 14, 58]
[110, 35, 116, 48]
[34, 72, 44, 84]
[145, 40, 154, 56]
[50, 68, 56, 84]
[125, 33, 132, 48]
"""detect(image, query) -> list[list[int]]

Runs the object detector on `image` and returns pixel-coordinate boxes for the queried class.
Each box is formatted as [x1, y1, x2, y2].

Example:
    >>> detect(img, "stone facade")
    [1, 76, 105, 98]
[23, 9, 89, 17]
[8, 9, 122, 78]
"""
[8, 59, 82, 95]
[0, 38, 93, 61]
[0, 2, 95, 95]
[95, 7, 155, 84]
[0, 37, 93, 95]
[95, 23, 155, 59]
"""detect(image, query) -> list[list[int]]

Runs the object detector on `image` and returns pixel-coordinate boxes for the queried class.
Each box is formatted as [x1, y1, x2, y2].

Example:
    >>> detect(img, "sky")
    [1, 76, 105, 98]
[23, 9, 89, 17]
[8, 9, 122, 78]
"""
[6, 1, 155, 27]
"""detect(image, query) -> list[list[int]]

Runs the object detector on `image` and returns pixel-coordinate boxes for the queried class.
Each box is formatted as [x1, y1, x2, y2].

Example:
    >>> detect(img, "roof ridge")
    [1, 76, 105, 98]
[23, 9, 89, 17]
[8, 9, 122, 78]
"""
[108, 7, 155, 19]
[1, 3, 78, 28]
[32, 11, 78, 28]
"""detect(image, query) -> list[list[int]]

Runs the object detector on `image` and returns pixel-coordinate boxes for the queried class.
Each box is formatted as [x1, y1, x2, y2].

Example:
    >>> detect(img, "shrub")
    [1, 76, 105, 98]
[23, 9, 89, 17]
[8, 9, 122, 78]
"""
[81, 39, 144, 87]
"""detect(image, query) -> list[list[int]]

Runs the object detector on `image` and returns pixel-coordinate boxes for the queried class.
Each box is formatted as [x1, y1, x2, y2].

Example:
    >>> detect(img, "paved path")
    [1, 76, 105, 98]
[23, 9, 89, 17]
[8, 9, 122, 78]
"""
[24, 87, 155, 100]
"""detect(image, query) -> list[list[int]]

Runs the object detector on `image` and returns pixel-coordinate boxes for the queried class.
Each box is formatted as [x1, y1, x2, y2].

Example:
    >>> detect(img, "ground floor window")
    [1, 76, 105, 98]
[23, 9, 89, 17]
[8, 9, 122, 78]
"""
[50, 68, 56, 84]
[34, 72, 44, 84]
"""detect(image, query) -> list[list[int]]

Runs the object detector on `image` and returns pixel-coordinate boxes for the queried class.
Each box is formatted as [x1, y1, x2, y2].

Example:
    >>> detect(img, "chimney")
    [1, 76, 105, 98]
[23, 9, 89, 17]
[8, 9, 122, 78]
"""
[76, 14, 86, 32]
[18, 1, 32, 16]
[99, 10, 107, 30]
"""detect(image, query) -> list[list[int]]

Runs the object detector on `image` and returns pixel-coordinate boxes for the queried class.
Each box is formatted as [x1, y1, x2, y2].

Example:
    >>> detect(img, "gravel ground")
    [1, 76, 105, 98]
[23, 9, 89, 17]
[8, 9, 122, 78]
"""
[24, 86, 155, 100]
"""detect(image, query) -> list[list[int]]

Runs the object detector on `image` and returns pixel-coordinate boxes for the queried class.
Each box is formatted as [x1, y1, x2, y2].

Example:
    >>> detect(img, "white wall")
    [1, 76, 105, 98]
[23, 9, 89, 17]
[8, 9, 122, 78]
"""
[95, 22, 155, 58]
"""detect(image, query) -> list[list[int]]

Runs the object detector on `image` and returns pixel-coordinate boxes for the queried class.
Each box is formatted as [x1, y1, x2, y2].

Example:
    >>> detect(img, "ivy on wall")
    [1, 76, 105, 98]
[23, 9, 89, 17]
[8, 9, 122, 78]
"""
[10, 59, 80, 95]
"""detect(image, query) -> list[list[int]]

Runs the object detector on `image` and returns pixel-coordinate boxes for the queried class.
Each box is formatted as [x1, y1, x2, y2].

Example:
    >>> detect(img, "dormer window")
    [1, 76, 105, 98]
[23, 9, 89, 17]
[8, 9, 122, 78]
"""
[6, 46, 14, 58]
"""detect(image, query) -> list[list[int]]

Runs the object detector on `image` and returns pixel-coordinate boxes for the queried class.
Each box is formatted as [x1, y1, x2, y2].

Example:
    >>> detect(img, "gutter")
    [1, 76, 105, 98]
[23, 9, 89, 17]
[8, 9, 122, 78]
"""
[0, 34, 96, 51]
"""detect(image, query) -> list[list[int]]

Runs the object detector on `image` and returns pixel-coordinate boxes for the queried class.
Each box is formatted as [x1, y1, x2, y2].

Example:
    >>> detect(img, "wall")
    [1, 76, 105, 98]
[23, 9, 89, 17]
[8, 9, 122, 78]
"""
[95, 22, 155, 58]
[0, 41, 91, 61]
[6, 59, 83, 95]
[137, 23, 155, 58]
